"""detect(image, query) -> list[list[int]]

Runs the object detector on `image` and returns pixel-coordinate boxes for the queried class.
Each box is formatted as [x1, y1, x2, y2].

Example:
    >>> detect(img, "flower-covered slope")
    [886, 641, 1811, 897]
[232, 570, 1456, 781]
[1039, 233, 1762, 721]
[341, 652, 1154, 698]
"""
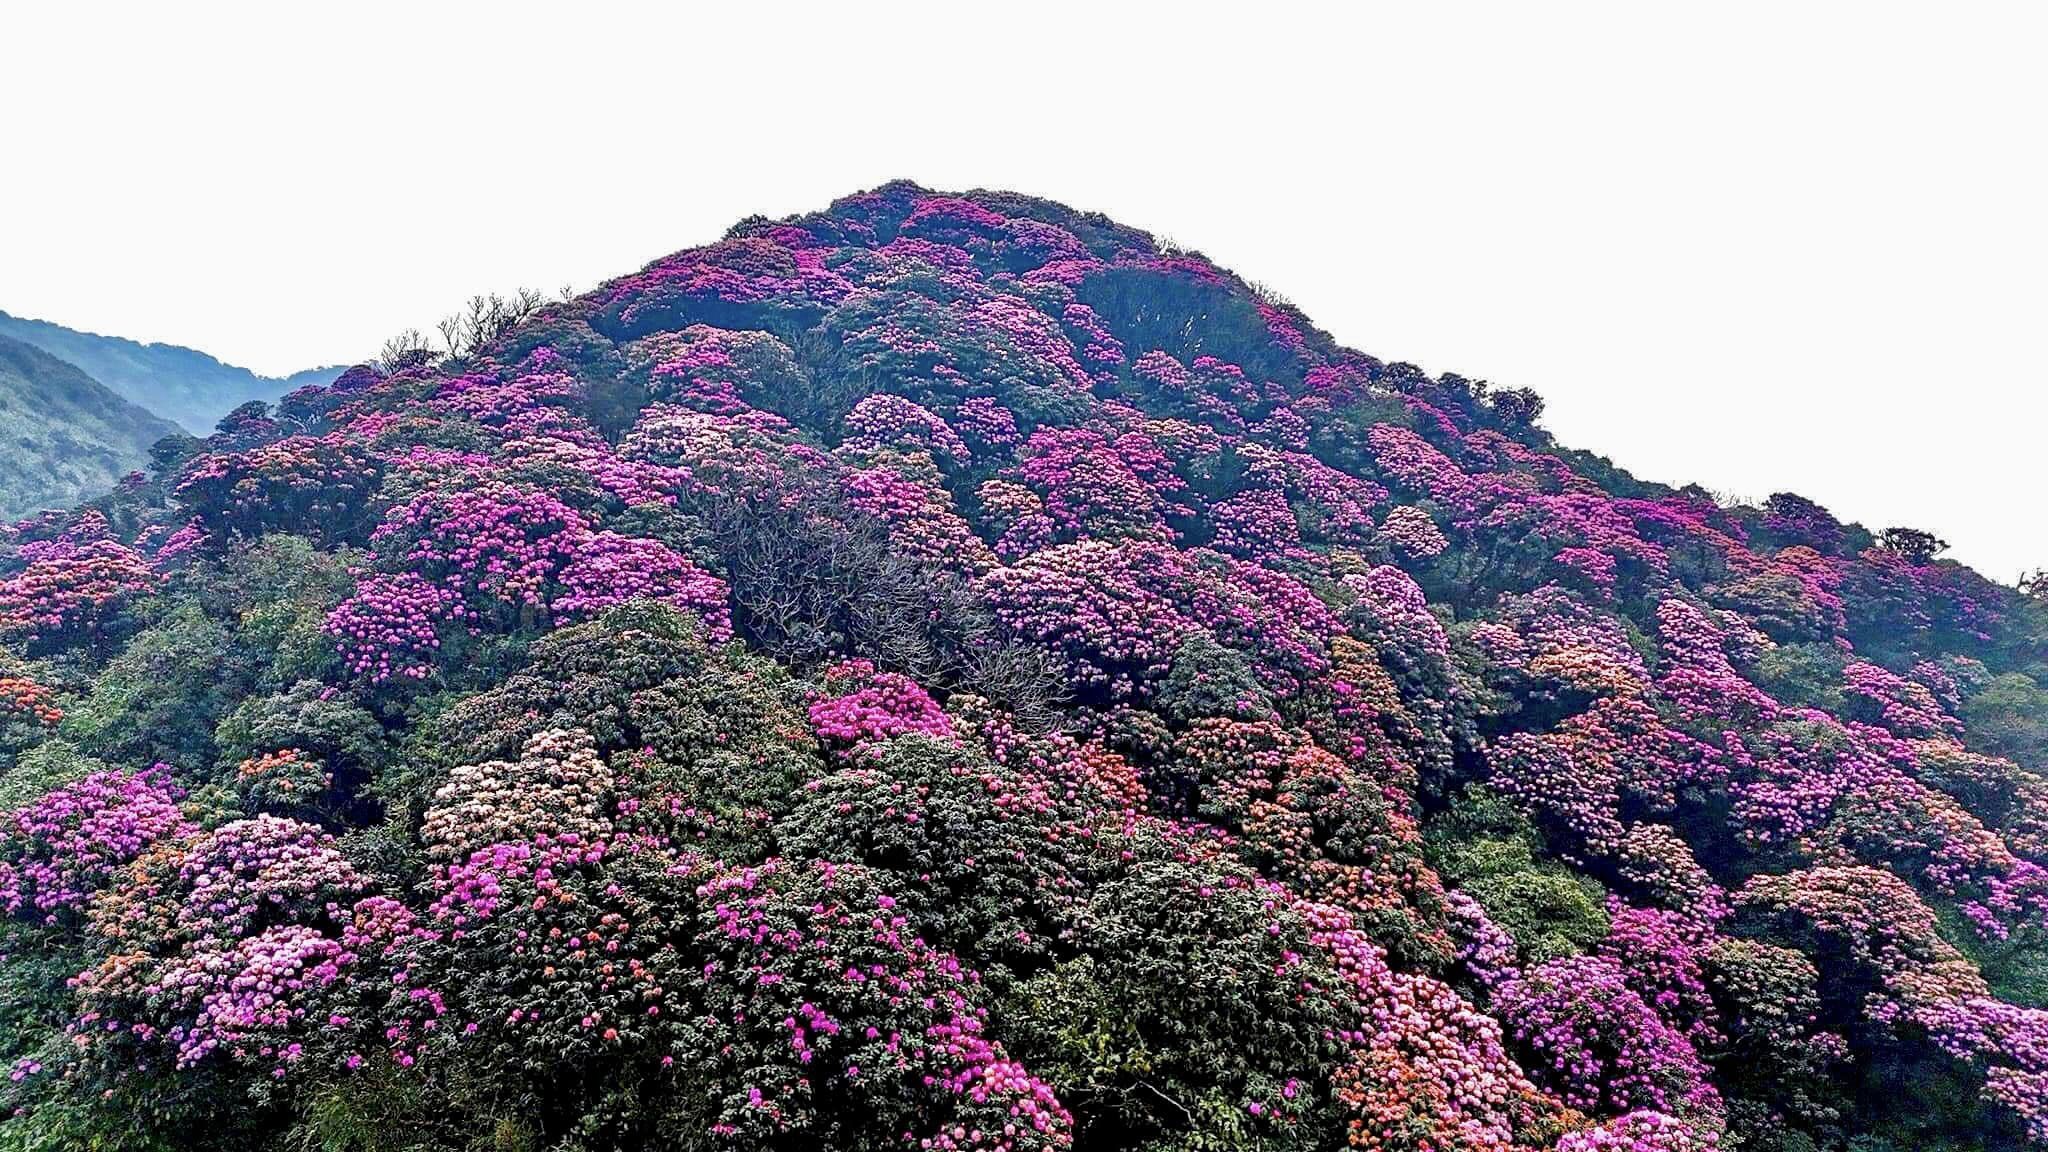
[1, 181, 2045, 1152]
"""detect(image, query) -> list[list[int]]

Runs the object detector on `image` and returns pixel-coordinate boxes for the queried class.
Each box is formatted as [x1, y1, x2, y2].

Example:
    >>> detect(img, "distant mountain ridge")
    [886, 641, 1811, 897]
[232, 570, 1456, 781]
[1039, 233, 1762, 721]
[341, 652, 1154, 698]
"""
[0, 309, 342, 433]
[0, 334, 181, 518]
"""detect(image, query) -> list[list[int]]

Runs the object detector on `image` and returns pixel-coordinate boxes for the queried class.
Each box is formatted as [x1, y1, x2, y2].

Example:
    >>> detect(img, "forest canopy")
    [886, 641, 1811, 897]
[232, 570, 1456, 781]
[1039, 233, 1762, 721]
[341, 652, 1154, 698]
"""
[1, 182, 2045, 1152]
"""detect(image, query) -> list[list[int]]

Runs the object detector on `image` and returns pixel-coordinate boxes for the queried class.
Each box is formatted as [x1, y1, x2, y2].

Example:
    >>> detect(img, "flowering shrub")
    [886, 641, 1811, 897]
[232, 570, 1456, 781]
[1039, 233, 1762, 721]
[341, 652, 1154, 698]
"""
[420, 727, 614, 861]
[372, 481, 590, 612]
[1378, 504, 1448, 561]
[0, 532, 159, 651]
[1553, 1111, 1719, 1152]
[837, 466, 996, 575]
[323, 486, 732, 683]
[400, 832, 696, 1096]
[1492, 955, 1718, 1121]
[322, 570, 465, 682]
[95, 814, 366, 948]
[806, 659, 954, 750]
[69, 923, 356, 1075]
[842, 393, 968, 466]
[0, 767, 189, 924]
[174, 434, 383, 544]
[628, 324, 812, 417]
[551, 531, 732, 635]
[0, 674, 62, 730]
[682, 858, 1073, 1151]
[983, 541, 1336, 703]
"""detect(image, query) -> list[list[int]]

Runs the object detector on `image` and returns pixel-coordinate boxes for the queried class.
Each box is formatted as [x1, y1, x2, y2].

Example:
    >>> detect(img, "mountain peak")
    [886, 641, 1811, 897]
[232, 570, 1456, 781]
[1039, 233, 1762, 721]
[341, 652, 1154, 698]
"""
[0, 186, 2042, 1152]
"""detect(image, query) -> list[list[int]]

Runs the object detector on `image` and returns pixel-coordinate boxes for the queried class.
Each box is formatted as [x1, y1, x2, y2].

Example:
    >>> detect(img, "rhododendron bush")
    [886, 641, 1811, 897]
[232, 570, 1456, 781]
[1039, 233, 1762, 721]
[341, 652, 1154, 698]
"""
[0, 182, 2044, 1152]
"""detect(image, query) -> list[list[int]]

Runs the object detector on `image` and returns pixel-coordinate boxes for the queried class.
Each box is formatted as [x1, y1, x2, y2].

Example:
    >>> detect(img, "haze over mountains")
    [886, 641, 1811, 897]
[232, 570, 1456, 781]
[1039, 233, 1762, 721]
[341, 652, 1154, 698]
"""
[0, 335, 181, 519]
[0, 309, 341, 435]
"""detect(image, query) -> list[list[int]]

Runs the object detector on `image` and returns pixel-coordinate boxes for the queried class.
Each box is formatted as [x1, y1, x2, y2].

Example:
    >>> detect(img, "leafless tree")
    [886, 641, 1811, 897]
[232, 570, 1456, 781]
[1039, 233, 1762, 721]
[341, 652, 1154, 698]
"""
[376, 328, 438, 374]
[437, 289, 550, 361]
[1247, 280, 1293, 310]
[2019, 569, 2047, 602]
[434, 312, 466, 359]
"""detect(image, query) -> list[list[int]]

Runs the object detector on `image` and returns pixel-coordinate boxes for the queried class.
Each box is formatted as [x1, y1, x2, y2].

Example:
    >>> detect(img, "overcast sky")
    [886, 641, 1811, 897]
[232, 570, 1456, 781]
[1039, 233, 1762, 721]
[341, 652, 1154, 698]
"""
[2, 3, 2042, 581]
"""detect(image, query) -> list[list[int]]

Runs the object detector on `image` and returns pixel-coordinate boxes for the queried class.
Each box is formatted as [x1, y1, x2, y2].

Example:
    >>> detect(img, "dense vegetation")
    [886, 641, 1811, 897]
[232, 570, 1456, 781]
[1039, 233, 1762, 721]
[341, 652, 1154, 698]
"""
[1, 182, 2044, 1152]
[0, 335, 179, 520]
[0, 309, 339, 434]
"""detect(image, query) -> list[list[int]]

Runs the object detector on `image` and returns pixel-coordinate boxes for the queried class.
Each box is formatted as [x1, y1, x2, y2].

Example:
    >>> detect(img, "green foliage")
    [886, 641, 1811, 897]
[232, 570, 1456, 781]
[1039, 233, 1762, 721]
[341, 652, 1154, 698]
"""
[188, 537, 359, 688]
[59, 604, 248, 772]
[1963, 673, 2048, 769]
[1004, 853, 1352, 1151]
[1155, 634, 1274, 725]
[287, 1067, 510, 1152]
[1704, 937, 1847, 1148]
[0, 739, 108, 810]
[1426, 787, 1609, 964]
[1750, 642, 1849, 711]
[56, 540, 361, 777]
[1846, 1047, 2030, 1152]
[216, 681, 389, 777]
[774, 734, 1077, 972]
[1947, 904, 2048, 1009]
[400, 604, 819, 865]
[410, 603, 724, 775]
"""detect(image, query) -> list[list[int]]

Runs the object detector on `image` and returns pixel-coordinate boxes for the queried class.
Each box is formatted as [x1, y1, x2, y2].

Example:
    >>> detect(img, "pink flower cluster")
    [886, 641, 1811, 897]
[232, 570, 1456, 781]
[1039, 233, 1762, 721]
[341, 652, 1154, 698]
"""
[0, 768, 189, 923]
[808, 660, 954, 749]
[1492, 955, 1719, 1120]
[0, 532, 159, 648]
[326, 484, 730, 681]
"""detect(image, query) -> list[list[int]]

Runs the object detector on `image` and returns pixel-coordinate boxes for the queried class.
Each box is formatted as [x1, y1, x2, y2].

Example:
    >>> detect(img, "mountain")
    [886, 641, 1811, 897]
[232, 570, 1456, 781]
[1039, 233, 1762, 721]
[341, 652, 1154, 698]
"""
[0, 334, 181, 519]
[0, 308, 343, 434]
[0, 183, 2043, 1152]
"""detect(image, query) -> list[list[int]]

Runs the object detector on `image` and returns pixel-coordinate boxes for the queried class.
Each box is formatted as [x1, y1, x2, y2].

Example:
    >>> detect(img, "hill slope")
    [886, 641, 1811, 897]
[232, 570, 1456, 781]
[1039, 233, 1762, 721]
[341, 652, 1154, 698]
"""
[0, 334, 181, 519]
[0, 308, 342, 433]
[0, 183, 2043, 1152]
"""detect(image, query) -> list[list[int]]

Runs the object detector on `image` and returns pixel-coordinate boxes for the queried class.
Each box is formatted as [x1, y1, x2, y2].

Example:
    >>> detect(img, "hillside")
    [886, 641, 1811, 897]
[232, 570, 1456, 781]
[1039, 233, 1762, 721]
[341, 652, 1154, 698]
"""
[0, 335, 181, 520]
[0, 309, 341, 433]
[0, 182, 2044, 1152]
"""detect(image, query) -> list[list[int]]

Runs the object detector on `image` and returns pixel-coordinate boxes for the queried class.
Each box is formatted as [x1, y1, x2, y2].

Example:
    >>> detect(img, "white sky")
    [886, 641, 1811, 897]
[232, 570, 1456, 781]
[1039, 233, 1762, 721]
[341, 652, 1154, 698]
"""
[1, 2, 2042, 581]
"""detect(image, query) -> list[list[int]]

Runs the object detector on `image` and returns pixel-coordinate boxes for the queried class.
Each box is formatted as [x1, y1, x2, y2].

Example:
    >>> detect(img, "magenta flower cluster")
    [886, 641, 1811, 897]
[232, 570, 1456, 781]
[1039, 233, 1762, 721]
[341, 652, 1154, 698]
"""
[0, 768, 189, 923]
